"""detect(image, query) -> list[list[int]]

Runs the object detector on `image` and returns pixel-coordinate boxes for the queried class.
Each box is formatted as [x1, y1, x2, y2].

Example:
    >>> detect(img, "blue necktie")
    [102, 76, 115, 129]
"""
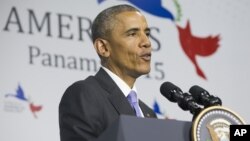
[127, 90, 143, 117]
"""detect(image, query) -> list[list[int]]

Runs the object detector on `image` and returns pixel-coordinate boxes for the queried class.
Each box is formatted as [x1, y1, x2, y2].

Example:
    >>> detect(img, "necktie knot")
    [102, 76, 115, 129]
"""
[127, 90, 138, 104]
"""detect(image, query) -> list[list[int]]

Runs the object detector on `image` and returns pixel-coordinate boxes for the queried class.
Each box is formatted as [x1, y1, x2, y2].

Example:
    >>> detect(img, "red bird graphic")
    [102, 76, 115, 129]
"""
[29, 103, 42, 118]
[176, 20, 220, 79]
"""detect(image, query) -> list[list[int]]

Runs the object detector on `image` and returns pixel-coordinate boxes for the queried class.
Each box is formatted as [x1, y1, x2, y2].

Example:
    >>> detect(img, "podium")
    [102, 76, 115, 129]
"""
[96, 115, 192, 141]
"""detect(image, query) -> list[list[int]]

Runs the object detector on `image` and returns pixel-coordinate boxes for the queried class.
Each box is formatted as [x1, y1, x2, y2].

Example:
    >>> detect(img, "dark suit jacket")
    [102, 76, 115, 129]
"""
[59, 68, 157, 141]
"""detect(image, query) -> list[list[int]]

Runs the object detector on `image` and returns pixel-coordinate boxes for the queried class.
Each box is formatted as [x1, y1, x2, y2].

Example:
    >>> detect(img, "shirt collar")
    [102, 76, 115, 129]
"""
[102, 67, 137, 97]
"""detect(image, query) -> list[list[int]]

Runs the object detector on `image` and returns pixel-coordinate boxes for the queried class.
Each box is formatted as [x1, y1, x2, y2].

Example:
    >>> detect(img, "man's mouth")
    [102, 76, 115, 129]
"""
[140, 52, 151, 61]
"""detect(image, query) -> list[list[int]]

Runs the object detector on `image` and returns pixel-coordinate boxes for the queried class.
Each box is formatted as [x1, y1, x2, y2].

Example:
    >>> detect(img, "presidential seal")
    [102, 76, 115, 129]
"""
[192, 106, 245, 141]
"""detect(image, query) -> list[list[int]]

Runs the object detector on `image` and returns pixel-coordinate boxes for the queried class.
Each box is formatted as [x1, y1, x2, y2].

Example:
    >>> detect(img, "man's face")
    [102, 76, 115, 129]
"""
[107, 11, 152, 79]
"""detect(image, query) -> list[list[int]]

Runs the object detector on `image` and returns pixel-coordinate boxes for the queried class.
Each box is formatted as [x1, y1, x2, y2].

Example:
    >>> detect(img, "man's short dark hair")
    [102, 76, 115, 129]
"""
[91, 4, 140, 42]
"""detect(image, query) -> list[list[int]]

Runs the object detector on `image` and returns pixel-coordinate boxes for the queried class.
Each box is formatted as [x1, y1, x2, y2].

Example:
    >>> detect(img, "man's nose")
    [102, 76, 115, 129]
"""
[139, 33, 151, 48]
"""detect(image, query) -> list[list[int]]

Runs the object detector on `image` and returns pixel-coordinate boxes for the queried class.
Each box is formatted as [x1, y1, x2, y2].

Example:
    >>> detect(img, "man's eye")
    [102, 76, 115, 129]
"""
[145, 31, 150, 37]
[128, 32, 136, 36]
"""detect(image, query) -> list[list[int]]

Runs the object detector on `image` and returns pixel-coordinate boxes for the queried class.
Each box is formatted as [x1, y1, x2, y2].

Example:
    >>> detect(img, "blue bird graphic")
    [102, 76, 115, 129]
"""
[97, 0, 175, 21]
[153, 100, 163, 115]
[5, 84, 28, 101]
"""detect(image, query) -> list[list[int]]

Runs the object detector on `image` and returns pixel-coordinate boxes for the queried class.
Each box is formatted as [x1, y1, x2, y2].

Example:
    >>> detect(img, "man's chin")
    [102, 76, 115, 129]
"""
[140, 68, 151, 76]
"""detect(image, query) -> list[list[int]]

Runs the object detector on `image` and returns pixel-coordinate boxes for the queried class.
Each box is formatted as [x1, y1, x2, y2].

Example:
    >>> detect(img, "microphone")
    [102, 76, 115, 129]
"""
[160, 82, 202, 116]
[160, 81, 183, 103]
[189, 85, 222, 107]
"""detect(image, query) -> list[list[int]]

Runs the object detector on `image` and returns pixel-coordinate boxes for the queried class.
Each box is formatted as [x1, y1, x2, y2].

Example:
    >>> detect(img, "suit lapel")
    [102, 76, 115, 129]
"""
[139, 100, 156, 118]
[108, 88, 136, 116]
[95, 68, 135, 116]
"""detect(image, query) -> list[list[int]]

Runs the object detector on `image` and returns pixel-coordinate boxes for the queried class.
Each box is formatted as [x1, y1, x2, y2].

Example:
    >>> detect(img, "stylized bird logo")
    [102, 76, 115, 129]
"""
[5, 84, 43, 118]
[177, 20, 220, 79]
[97, 0, 174, 21]
[29, 102, 43, 118]
[5, 84, 28, 101]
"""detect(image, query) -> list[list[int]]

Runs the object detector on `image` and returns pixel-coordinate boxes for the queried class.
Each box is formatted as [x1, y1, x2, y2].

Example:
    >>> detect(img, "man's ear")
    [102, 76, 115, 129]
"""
[94, 38, 110, 57]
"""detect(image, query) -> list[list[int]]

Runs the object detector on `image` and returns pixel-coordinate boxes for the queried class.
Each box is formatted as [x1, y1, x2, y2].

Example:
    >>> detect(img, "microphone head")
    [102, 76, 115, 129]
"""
[160, 82, 183, 102]
[189, 85, 222, 107]
[189, 85, 210, 104]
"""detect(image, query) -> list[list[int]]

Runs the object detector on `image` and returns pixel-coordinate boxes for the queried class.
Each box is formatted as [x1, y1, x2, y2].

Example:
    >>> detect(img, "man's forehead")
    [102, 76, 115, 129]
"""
[116, 11, 143, 18]
[115, 11, 147, 25]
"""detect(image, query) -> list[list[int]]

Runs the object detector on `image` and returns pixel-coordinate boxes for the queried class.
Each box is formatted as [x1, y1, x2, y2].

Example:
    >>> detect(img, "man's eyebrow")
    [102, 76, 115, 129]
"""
[125, 27, 151, 34]
[125, 28, 139, 34]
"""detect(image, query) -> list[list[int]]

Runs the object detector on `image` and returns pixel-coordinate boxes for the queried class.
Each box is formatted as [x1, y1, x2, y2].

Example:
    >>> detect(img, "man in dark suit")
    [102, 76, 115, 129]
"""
[59, 4, 157, 141]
